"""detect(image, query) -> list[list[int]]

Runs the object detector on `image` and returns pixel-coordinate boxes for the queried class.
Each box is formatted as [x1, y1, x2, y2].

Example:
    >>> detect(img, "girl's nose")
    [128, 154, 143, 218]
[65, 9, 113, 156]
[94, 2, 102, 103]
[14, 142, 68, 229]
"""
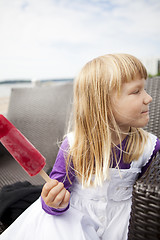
[144, 91, 152, 105]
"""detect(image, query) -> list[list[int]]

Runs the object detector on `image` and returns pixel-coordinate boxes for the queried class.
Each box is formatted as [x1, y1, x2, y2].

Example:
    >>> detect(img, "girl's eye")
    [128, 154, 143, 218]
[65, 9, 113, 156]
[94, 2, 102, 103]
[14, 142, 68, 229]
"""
[132, 90, 140, 94]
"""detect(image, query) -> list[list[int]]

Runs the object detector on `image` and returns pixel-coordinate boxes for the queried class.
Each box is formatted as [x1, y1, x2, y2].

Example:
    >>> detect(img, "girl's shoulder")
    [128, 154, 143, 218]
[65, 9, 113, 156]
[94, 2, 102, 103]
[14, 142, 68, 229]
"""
[131, 132, 158, 169]
[60, 132, 74, 150]
[154, 136, 160, 152]
[66, 132, 74, 147]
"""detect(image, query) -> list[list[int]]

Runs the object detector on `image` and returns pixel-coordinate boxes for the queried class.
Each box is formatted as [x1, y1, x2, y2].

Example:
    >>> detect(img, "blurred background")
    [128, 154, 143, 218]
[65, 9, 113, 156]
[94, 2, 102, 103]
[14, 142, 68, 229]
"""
[0, 0, 160, 114]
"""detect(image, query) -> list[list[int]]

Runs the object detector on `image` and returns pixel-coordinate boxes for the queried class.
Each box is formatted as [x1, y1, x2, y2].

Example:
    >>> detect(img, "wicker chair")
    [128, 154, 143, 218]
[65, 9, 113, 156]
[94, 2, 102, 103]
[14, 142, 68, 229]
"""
[128, 77, 160, 240]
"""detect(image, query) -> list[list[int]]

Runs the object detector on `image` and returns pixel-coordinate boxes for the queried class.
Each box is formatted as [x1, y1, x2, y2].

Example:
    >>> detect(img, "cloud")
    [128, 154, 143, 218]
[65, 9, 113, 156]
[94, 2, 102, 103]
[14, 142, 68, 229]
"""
[0, 0, 160, 79]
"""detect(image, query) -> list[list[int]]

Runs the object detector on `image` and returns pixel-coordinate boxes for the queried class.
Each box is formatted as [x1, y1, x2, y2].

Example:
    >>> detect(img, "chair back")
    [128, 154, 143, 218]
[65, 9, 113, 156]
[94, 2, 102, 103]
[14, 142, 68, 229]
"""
[0, 81, 73, 187]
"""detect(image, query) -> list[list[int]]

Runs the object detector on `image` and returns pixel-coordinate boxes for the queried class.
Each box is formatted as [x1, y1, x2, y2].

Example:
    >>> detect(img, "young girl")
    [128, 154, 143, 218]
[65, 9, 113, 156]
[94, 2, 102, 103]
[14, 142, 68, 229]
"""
[1, 53, 160, 240]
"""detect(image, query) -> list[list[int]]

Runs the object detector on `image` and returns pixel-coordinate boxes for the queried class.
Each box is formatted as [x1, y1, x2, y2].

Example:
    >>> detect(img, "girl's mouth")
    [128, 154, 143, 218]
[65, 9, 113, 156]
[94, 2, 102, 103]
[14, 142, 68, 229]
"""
[141, 110, 149, 114]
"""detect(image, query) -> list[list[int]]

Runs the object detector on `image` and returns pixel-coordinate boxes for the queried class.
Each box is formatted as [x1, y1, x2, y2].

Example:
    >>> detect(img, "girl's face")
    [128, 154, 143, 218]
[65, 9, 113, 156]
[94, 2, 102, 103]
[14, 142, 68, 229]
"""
[111, 76, 152, 133]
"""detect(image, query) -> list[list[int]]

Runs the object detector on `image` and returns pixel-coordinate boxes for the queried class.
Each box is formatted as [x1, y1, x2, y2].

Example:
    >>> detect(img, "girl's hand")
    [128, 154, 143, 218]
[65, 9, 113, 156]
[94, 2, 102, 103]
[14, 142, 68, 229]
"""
[41, 179, 70, 209]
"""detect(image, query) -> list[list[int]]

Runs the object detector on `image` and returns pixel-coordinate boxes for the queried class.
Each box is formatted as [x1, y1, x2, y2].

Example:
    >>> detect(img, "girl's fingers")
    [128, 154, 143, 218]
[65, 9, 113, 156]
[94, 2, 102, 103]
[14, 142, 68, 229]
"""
[45, 182, 65, 204]
[41, 179, 58, 198]
[53, 188, 67, 208]
[41, 180, 70, 209]
[58, 190, 70, 209]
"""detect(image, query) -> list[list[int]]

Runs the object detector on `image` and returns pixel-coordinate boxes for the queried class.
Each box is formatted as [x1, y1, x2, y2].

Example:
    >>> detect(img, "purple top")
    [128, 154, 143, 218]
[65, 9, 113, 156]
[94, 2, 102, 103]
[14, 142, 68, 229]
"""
[41, 135, 160, 215]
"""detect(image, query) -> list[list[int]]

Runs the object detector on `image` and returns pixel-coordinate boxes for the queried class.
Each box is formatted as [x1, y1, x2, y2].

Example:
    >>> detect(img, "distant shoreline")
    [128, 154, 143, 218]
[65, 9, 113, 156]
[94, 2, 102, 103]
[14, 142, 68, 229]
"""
[0, 78, 73, 84]
[0, 80, 31, 84]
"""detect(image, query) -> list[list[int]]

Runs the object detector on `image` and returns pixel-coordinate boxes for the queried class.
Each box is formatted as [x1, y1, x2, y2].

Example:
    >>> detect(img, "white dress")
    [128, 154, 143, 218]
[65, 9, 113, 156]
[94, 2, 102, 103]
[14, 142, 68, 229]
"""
[0, 133, 157, 240]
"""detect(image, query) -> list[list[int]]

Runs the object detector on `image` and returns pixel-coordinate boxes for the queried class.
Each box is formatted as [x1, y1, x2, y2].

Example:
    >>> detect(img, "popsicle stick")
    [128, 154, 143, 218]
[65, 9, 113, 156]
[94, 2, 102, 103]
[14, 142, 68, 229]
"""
[39, 169, 51, 182]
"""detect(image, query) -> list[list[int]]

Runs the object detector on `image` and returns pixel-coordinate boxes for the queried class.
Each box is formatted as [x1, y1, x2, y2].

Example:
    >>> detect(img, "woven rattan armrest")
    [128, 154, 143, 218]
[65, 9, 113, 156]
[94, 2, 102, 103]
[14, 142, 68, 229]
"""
[128, 151, 160, 240]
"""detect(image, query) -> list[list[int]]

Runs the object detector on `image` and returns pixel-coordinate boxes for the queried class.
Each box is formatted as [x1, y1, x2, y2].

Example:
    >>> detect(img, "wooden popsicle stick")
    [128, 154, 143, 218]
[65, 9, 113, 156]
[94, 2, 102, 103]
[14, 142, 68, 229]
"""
[39, 169, 51, 182]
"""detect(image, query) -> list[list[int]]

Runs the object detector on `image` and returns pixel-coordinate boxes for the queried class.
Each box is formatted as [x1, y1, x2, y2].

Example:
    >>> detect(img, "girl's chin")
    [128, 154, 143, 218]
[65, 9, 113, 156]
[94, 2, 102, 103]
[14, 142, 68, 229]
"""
[134, 120, 149, 128]
[129, 119, 150, 129]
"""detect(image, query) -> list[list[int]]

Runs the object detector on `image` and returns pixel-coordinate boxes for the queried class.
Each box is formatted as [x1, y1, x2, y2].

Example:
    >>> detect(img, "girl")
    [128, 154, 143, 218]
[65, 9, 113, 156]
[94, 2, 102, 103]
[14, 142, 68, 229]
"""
[1, 53, 160, 240]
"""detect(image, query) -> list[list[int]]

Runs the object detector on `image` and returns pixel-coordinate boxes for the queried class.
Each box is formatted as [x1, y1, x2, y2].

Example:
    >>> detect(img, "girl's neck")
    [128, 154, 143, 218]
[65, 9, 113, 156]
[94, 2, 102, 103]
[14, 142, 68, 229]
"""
[111, 127, 130, 146]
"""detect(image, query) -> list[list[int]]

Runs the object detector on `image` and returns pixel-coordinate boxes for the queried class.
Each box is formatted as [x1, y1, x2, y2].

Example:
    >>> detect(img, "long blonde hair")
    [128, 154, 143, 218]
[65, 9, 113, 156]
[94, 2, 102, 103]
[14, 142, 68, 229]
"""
[66, 53, 148, 187]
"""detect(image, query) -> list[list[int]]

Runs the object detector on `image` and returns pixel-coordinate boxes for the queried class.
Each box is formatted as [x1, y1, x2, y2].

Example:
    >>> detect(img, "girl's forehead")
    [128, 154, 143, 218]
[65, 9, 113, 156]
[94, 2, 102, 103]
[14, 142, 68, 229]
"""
[108, 69, 147, 92]
[120, 78, 146, 92]
[111, 77, 146, 96]
[124, 77, 145, 86]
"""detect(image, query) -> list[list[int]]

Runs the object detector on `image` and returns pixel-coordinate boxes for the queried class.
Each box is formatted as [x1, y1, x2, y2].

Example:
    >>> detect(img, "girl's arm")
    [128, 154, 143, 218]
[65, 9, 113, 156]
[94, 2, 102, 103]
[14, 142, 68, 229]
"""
[41, 137, 75, 215]
[139, 138, 160, 178]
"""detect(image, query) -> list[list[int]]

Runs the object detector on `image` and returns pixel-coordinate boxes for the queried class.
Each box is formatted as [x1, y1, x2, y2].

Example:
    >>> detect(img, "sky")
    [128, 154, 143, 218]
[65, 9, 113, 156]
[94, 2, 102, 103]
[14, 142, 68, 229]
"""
[0, 0, 160, 81]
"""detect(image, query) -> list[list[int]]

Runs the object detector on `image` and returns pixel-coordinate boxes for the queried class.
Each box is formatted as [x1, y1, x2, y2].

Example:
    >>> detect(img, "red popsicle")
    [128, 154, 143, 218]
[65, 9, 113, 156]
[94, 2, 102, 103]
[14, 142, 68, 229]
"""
[0, 114, 50, 182]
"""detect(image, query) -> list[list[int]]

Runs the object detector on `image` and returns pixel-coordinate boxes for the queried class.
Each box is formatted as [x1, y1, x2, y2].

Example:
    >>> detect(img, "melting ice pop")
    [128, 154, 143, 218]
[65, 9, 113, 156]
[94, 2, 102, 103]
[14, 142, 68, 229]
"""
[0, 114, 50, 182]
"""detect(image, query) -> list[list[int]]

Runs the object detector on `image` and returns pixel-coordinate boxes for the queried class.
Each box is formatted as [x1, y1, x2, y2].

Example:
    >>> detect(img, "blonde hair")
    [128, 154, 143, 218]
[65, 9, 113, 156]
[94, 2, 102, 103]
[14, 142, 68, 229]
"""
[66, 53, 148, 187]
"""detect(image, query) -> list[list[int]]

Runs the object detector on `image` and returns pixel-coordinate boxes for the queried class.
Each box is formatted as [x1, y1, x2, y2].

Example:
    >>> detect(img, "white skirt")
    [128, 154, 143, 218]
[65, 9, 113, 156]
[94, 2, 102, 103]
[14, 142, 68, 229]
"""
[0, 169, 137, 240]
[0, 191, 132, 240]
[0, 197, 105, 240]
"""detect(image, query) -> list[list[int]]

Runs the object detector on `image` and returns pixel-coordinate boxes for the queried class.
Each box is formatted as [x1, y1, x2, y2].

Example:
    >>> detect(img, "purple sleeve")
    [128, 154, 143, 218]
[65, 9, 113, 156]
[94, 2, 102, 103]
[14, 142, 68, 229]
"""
[139, 138, 160, 178]
[41, 137, 75, 215]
